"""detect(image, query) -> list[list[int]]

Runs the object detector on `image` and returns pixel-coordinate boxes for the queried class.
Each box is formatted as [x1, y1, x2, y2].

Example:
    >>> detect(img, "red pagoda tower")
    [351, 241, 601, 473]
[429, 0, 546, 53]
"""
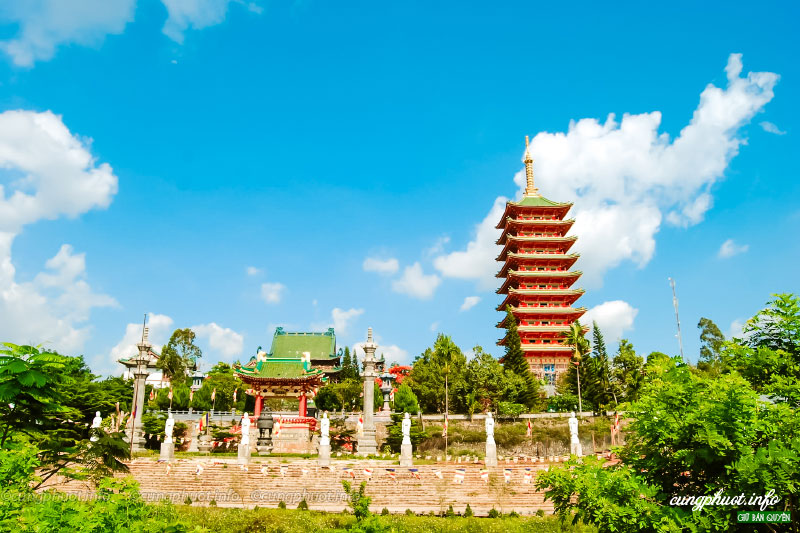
[496, 137, 586, 390]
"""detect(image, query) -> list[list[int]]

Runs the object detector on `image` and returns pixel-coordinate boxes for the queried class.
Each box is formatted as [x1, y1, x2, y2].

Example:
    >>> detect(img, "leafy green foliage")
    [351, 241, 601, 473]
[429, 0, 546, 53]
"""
[501, 309, 540, 408]
[157, 328, 203, 382]
[537, 294, 800, 531]
[342, 480, 372, 521]
[392, 383, 419, 414]
[385, 413, 427, 452]
[612, 339, 645, 404]
[407, 335, 466, 413]
[0, 343, 69, 448]
[698, 317, 725, 366]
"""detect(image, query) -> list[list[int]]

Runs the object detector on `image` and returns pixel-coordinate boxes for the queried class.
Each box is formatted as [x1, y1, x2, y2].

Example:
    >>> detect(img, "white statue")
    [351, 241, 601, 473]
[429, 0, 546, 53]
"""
[320, 412, 330, 446]
[164, 413, 175, 444]
[90, 411, 102, 442]
[485, 412, 495, 441]
[568, 411, 582, 456]
[241, 412, 251, 446]
[401, 412, 411, 445]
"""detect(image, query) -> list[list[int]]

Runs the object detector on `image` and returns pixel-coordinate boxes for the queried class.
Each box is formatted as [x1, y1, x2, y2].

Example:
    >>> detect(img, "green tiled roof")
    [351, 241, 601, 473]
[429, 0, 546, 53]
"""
[512, 195, 572, 208]
[270, 327, 337, 360]
[234, 357, 325, 380]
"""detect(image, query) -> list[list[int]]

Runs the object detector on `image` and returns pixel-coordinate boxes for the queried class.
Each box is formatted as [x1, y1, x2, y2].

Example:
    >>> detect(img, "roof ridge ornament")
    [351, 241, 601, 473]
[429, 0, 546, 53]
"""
[523, 136, 539, 197]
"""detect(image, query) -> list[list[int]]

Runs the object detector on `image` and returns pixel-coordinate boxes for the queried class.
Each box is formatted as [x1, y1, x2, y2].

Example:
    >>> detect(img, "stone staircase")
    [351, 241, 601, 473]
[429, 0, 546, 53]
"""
[55, 458, 556, 516]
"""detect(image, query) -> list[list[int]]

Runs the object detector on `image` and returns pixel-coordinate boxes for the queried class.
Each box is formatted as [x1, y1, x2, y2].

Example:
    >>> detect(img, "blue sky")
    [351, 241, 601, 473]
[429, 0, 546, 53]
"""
[0, 1, 798, 375]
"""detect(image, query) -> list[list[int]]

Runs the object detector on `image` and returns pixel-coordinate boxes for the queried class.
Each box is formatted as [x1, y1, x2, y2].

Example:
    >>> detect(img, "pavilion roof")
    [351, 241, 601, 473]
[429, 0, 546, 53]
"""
[233, 357, 326, 383]
[269, 327, 338, 360]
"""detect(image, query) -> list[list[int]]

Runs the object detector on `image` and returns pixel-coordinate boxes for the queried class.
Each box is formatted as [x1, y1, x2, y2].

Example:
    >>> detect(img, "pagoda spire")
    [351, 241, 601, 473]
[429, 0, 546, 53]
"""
[523, 135, 539, 197]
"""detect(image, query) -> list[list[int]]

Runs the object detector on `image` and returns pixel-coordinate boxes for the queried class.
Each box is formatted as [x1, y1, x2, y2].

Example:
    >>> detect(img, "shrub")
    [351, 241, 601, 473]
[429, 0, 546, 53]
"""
[278, 501, 286, 509]
[498, 401, 526, 417]
[464, 504, 473, 517]
[342, 480, 371, 521]
[405, 509, 413, 516]
[184, 496, 192, 505]
[445, 505, 455, 518]
[536, 509, 545, 517]
[488, 508, 500, 518]
[297, 499, 308, 511]
[381, 508, 389, 515]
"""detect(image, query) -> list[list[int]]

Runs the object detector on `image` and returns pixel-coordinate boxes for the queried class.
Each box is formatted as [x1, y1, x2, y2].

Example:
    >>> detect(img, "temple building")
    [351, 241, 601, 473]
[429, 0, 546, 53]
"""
[496, 137, 587, 390]
[267, 327, 342, 380]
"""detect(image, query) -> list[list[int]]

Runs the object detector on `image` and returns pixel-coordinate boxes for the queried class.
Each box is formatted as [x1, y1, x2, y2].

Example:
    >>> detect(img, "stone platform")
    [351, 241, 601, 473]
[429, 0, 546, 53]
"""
[41, 457, 559, 516]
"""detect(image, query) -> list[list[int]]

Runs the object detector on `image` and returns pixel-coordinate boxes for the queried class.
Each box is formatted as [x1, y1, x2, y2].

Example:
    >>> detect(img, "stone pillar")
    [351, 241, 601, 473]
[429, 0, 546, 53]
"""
[129, 341, 150, 452]
[357, 328, 379, 456]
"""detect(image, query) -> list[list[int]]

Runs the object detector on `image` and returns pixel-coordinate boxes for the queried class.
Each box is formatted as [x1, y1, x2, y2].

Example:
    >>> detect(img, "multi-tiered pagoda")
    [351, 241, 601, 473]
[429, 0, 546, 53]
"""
[496, 137, 586, 391]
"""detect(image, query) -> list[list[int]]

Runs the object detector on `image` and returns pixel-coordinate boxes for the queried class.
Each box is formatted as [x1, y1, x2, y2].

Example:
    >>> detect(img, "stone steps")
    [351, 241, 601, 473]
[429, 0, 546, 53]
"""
[118, 459, 554, 515]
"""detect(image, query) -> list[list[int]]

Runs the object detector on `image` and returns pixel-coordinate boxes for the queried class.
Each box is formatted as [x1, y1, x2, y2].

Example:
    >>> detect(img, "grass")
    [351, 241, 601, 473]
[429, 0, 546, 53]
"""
[172, 506, 595, 532]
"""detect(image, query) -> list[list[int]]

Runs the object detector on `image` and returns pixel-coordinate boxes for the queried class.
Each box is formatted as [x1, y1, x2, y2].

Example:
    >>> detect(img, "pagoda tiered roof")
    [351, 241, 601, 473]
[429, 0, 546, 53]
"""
[496, 270, 583, 293]
[495, 288, 585, 310]
[495, 236, 578, 260]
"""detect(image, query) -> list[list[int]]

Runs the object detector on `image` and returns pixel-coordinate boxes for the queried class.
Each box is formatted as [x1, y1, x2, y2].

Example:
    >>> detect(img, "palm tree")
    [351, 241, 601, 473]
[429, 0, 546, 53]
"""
[562, 321, 590, 413]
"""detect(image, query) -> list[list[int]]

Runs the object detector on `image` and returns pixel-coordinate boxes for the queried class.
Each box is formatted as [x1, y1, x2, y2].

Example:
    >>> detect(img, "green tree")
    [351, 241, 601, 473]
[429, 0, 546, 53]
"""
[742, 293, 800, 355]
[157, 328, 202, 384]
[407, 334, 467, 413]
[611, 339, 644, 403]
[589, 322, 615, 410]
[501, 308, 540, 409]
[452, 346, 528, 414]
[561, 321, 591, 411]
[698, 317, 725, 364]
[392, 383, 419, 414]
[339, 347, 359, 381]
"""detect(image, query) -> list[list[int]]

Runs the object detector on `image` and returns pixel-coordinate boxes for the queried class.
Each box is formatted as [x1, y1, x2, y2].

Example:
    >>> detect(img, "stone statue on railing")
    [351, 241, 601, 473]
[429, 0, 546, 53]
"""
[164, 413, 175, 444]
[318, 411, 331, 466]
[320, 411, 330, 447]
[241, 412, 251, 446]
[568, 411, 582, 456]
[160, 412, 175, 461]
[90, 411, 102, 442]
[485, 412, 497, 467]
[400, 412, 413, 467]
[238, 412, 251, 465]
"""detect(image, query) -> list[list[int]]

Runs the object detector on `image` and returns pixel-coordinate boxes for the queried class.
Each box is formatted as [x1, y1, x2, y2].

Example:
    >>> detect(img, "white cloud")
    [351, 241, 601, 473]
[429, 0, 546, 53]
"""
[108, 313, 174, 373]
[582, 300, 638, 341]
[424, 236, 451, 257]
[718, 239, 749, 258]
[436, 55, 778, 288]
[0, 0, 136, 66]
[759, 121, 786, 135]
[192, 322, 244, 359]
[391, 262, 441, 299]
[354, 340, 410, 365]
[245, 266, 262, 276]
[260, 282, 285, 304]
[332, 307, 364, 335]
[363, 256, 399, 275]
[727, 319, 745, 339]
[161, 0, 261, 43]
[0, 0, 263, 66]
[433, 196, 507, 288]
[429, 321, 439, 332]
[459, 296, 481, 312]
[312, 307, 364, 335]
[0, 110, 119, 354]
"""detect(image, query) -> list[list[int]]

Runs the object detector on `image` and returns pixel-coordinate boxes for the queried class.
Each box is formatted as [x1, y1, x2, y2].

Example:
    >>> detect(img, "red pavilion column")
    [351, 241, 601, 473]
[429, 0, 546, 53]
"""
[299, 393, 308, 418]
[254, 394, 263, 418]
